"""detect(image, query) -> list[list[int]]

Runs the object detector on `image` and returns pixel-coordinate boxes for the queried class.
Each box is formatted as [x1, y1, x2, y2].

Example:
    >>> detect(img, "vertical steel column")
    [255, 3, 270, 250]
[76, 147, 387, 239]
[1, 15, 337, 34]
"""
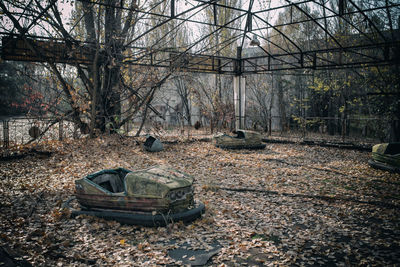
[234, 46, 246, 130]
[171, 0, 175, 18]
[234, 77, 239, 130]
[241, 76, 246, 129]
[234, 76, 246, 130]
[339, 0, 347, 16]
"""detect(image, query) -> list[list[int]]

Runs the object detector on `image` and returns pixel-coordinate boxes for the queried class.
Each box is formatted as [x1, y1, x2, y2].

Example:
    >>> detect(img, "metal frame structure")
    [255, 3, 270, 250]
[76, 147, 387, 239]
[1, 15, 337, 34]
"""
[1, 0, 399, 131]
[1, 0, 399, 74]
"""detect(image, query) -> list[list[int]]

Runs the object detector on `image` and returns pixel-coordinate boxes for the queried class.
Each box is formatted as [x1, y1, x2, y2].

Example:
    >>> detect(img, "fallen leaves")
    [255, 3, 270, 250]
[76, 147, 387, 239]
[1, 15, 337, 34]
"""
[0, 135, 399, 266]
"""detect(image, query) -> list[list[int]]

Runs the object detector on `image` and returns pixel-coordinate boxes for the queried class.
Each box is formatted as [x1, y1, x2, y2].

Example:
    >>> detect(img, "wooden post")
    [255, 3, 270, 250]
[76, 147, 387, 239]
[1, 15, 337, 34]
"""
[3, 120, 9, 148]
[342, 115, 347, 142]
[124, 120, 129, 135]
[269, 115, 272, 136]
[105, 117, 111, 135]
[58, 120, 63, 141]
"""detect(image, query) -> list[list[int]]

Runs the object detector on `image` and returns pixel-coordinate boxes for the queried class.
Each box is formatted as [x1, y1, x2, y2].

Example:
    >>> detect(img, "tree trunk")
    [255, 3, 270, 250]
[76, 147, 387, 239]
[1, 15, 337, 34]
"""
[276, 74, 286, 132]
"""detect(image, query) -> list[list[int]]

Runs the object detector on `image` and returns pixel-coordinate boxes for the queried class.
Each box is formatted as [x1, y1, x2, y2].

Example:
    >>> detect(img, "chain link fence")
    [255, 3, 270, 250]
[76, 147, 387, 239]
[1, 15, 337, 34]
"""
[248, 115, 391, 144]
[0, 117, 81, 148]
[0, 114, 213, 148]
[0, 114, 391, 148]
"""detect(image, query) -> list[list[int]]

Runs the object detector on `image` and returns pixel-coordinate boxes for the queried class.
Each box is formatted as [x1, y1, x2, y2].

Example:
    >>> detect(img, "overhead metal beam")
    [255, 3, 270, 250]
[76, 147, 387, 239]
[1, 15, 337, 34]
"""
[347, 0, 387, 42]
[239, 0, 255, 52]
[339, 0, 346, 16]
[286, 0, 344, 50]
[1, 0, 399, 74]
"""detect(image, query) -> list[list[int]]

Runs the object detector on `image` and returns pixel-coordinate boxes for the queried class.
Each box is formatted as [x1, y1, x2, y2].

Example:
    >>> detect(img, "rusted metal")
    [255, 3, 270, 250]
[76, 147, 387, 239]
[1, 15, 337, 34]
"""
[76, 193, 194, 213]
[2, 1, 400, 73]
[1, 36, 92, 64]
[214, 129, 266, 149]
[370, 143, 400, 172]
[75, 166, 195, 213]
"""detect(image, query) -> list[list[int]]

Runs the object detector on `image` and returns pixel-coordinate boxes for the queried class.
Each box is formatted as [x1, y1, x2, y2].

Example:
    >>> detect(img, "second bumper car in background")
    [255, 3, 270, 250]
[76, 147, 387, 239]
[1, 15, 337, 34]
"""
[368, 142, 400, 173]
[214, 129, 266, 149]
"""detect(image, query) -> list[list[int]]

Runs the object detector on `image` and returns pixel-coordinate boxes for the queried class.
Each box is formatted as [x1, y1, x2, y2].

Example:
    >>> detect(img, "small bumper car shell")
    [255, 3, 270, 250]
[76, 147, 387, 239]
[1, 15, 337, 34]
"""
[214, 130, 266, 149]
[66, 165, 205, 226]
[368, 143, 400, 173]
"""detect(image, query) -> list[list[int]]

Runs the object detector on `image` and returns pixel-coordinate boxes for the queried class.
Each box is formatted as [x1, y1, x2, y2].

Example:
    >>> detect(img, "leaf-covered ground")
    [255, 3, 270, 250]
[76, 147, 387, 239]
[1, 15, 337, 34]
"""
[1, 135, 399, 266]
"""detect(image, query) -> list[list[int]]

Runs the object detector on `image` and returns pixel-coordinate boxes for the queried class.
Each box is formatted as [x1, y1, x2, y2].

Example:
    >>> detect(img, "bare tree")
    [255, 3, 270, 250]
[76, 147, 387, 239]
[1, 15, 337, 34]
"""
[0, 0, 174, 137]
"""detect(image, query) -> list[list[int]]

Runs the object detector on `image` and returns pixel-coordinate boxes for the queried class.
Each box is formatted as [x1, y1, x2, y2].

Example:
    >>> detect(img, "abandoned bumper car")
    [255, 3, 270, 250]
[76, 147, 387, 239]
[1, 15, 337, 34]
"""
[368, 143, 400, 173]
[214, 129, 266, 149]
[64, 165, 205, 226]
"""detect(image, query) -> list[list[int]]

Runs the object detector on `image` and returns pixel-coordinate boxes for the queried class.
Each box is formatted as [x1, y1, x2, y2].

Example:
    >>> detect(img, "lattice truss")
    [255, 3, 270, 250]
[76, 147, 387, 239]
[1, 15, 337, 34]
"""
[1, 0, 399, 74]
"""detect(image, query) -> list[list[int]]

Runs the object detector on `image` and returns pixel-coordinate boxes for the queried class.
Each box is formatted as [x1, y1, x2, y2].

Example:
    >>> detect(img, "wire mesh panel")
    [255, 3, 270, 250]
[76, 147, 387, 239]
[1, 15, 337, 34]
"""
[1, 114, 388, 148]
[0, 117, 85, 147]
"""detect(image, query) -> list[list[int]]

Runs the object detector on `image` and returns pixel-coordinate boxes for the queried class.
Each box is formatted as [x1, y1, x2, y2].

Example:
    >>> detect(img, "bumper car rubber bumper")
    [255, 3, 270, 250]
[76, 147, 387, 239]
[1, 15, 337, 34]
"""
[63, 197, 205, 227]
[368, 159, 400, 173]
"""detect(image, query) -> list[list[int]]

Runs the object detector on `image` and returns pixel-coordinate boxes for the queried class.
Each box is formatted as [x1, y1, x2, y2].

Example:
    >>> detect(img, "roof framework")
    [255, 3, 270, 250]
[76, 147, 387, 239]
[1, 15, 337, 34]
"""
[1, 0, 400, 75]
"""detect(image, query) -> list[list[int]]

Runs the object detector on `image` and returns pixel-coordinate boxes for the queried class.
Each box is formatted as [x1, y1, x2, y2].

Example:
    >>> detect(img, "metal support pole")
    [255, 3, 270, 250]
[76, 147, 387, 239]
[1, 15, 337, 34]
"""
[300, 52, 304, 67]
[233, 46, 246, 130]
[234, 77, 239, 130]
[247, 13, 252, 32]
[241, 77, 246, 129]
[234, 76, 246, 131]
[339, 0, 347, 16]
[213, 3, 217, 26]
[171, 0, 175, 18]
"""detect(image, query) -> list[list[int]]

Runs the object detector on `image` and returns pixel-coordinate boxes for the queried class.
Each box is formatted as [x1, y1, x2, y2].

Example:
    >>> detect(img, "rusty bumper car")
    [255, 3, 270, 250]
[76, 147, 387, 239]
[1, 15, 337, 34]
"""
[368, 143, 400, 173]
[64, 165, 205, 226]
[214, 129, 266, 149]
